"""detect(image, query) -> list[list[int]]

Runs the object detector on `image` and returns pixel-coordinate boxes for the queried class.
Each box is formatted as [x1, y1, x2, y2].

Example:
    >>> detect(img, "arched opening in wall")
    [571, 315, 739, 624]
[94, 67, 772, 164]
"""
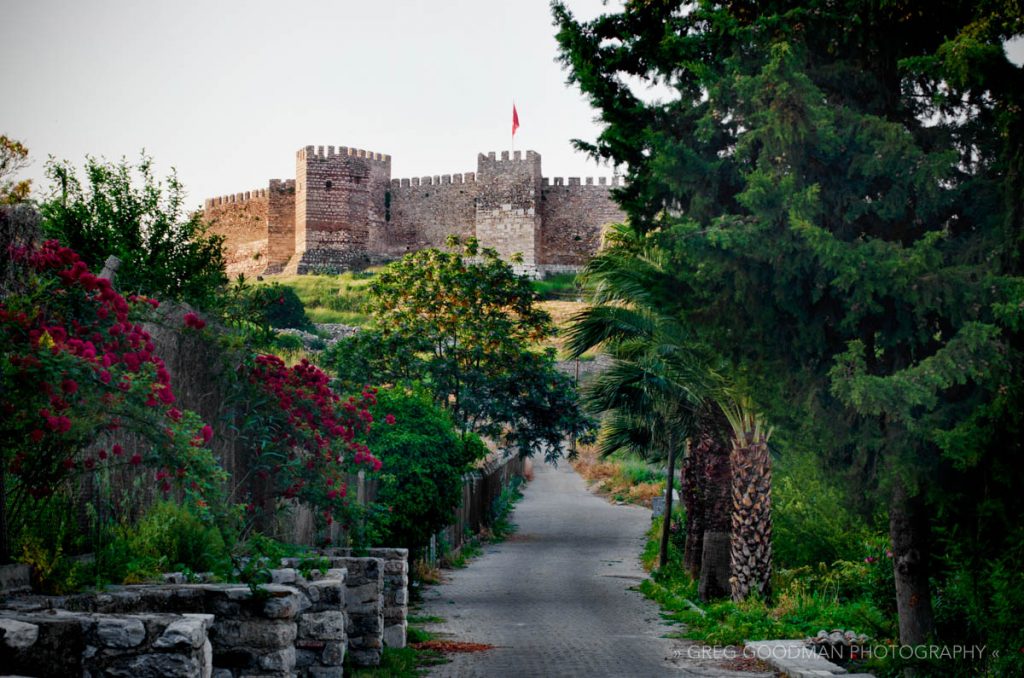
[325, 180, 333, 191]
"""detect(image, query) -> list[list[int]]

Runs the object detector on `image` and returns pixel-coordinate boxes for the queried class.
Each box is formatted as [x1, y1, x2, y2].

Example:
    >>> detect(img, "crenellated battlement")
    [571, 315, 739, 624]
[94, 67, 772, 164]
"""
[269, 178, 296, 191]
[390, 171, 478, 188]
[204, 188, 268, 209]
[476, 150, 542, 178]
[298, 145, 391, 163]
[542, 176, 623, 188]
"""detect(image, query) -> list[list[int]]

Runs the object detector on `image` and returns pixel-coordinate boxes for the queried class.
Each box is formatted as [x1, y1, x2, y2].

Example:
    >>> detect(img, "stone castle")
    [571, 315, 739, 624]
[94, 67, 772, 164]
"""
[204, 145, 625, 278]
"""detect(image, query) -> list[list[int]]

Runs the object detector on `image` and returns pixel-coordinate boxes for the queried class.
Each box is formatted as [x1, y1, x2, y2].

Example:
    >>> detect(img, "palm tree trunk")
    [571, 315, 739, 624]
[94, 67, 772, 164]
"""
[698, 426, 732, 601]
[658, 432, 678, 568]
[728, 411, 773, 601]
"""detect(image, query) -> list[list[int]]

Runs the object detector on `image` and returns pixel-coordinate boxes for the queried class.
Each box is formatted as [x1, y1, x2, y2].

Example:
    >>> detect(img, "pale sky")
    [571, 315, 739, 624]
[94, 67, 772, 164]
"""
[1, 0, 618, 208]
[2, 1, 1022, 209]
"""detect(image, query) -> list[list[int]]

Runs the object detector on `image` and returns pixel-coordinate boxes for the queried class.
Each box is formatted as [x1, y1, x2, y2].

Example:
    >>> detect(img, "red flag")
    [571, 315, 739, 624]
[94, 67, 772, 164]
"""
[512, 103, 520, 137]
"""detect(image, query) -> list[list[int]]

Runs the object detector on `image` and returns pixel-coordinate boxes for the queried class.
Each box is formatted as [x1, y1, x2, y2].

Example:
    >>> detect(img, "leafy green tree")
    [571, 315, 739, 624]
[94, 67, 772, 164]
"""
[41, 154, 226, 307]
[327, 237, 593, 460]
[0, 135, 31, 205]
[554, 0, 1023, 657]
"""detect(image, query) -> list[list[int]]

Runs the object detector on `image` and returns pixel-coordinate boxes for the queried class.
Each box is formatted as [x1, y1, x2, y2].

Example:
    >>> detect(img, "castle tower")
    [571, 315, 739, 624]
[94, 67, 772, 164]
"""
[474, 150, 543, 276]
[294, 145, 391, 273]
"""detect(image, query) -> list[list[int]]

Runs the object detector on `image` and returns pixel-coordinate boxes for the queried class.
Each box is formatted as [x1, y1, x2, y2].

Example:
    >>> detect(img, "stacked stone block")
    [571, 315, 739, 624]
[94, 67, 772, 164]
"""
[0, 610, 213, 677]
[327, 557, 384, 667]
[323, 548, 409, 649]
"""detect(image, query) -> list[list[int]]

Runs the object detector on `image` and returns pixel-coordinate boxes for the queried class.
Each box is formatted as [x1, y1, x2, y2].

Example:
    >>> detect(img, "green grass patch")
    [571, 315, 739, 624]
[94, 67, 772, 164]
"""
[345, 646, 446, 677]
[263, 272, 379, 328]
[531, 272, 580, 299]
[637, 519, 897, 675]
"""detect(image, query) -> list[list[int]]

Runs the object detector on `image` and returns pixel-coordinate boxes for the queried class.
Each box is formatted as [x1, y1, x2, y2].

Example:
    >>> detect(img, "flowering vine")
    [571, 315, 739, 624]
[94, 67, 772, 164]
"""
[0, 241, 225, 550]
[242, 354, 386, 529]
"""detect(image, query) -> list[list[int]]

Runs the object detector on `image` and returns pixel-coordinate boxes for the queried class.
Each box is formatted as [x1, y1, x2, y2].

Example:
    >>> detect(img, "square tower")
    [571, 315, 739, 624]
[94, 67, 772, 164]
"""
[474, 150, 543, 276]
[294, 145, 391, 273]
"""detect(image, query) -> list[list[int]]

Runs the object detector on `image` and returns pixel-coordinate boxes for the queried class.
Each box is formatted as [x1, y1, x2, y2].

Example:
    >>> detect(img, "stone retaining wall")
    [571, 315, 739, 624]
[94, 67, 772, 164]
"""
[0, 609, 213, 677]
[4, 571, 350, 677]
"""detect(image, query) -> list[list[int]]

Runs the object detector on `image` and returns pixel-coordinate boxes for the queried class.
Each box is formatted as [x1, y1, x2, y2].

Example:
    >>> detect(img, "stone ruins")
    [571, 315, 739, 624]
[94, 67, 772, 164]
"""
[204, 146, 625, 278]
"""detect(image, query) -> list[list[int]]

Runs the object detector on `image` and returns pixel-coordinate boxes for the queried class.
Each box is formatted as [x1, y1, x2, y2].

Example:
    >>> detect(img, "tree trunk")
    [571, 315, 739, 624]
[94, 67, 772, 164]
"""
[658, 434, 678, 569]
[698, 416, 732, 601]
[682, 436, 706, 579]
[0, 462, 9, 563]
[890, 478, 935, 646]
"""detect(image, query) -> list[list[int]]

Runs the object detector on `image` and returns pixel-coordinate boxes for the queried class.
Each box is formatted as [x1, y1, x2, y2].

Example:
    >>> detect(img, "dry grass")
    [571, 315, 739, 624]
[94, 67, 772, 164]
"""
[572, 443, 666, 507]
[536, 300, 601, 360]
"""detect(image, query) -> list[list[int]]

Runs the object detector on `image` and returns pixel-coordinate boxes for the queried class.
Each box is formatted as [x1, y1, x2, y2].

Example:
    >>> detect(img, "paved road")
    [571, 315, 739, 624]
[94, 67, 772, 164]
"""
[421, 460, 773, 678]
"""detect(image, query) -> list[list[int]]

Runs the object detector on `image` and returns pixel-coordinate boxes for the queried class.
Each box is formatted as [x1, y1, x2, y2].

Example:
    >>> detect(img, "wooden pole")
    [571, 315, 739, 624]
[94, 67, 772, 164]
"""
[659, 430, 677, 569]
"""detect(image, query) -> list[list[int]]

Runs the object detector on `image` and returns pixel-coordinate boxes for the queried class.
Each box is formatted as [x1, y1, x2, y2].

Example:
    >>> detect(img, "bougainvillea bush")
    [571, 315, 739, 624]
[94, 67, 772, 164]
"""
[237, 353, 385, 543]
[0, 241, 225, 563]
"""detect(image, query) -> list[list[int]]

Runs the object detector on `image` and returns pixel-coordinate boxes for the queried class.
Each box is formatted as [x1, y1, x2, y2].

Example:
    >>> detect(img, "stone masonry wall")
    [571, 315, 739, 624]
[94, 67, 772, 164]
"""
[388, 172, 480, 254]
[539, 177, 626, 267]
[26, 576, 348, 677]
[0, 610, 213, 677]
[266, 179, 296, 273]
[204, 190, 269, 278]
[205, 145, 624, 277]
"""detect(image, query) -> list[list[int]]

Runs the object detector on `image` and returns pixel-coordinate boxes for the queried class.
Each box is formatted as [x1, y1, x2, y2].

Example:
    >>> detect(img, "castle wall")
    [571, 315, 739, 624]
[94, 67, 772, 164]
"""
[387, 173, 479, 254]
[205, 145, 623, 279]
[474, 151, 542, 273]
[203, 189, 269, 279]
[266, 179, 296, 273]
[539, 177, 625, 268]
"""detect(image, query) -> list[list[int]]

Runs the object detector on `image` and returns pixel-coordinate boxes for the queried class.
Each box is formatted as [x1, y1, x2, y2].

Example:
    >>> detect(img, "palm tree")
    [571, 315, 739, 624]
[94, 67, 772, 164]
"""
[565, 224, 717, 573]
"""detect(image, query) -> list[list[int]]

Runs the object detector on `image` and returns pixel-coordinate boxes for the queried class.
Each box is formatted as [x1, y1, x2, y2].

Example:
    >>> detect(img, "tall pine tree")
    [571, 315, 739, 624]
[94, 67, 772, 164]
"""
[554, 0, 1023, 653]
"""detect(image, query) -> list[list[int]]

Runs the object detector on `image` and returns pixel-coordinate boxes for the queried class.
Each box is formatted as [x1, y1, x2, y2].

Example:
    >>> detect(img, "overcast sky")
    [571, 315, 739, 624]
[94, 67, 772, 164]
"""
[2, 1, 1022, 209]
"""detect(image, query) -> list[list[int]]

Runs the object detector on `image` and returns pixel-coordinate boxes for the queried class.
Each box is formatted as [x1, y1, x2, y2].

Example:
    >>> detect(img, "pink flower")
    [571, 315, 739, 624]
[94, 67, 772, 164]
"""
[201, 424, 213, 444]
[112, 444, 123, 456]
[384, 413, 396, 425]
[168, 408, 182, 422]
[129, 453, 142, 466]
[61, 378, 79, 395]
[183, 312, 206, 330]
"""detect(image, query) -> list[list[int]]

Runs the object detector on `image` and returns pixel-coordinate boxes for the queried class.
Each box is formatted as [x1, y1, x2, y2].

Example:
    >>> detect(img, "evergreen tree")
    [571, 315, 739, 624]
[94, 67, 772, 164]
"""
[554, 0, 1023, 655]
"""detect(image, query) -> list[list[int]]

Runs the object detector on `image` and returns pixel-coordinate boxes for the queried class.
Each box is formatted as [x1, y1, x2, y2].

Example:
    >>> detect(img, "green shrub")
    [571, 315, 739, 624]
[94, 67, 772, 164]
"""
[257, 284, 313, 331]
[360, 387, 484, 558]
[772, 449, 873, 569]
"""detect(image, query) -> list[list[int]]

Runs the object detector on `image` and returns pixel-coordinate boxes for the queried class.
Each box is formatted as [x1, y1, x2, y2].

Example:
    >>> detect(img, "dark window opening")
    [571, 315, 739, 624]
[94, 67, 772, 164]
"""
[325, 180, 333, 191]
